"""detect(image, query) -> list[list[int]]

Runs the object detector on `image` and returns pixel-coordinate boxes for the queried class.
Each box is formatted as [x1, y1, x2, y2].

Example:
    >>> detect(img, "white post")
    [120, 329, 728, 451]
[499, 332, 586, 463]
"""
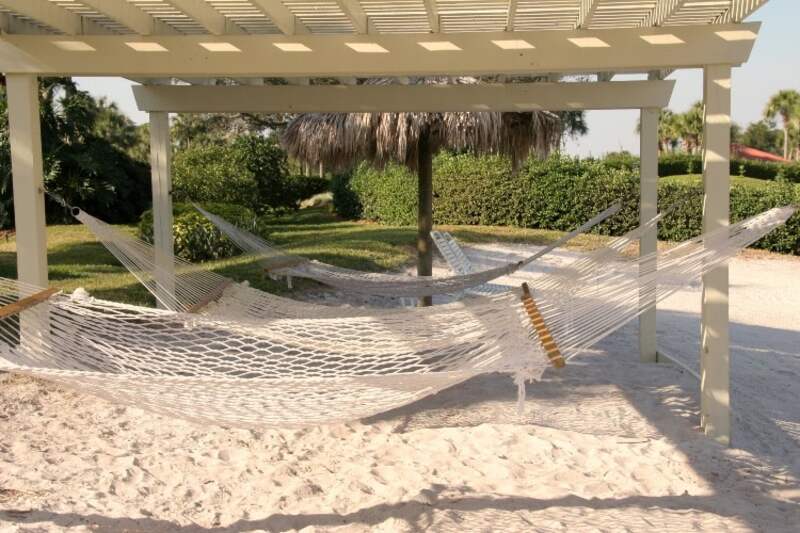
[149, 111, 174, 308]
[700, 64, 732, 446]
[7, 75, 47, 287]
[639, 107, 659, 363]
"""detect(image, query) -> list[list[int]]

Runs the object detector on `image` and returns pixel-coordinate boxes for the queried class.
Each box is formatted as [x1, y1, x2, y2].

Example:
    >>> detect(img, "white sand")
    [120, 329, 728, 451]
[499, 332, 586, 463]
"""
[1, 245, 799, 532]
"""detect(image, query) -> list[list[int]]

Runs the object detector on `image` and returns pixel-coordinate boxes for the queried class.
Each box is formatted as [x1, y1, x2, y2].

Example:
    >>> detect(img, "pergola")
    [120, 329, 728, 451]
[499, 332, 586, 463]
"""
[0, 0, 769, 446]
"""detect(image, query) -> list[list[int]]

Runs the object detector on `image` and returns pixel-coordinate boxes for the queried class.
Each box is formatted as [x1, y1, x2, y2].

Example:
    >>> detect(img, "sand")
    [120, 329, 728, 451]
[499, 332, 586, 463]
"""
[1, 244, 798, 532]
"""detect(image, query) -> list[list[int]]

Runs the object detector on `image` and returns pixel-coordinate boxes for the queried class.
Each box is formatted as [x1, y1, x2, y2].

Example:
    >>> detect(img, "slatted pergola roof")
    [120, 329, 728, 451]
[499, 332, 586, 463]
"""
[0, 1, 766, 36]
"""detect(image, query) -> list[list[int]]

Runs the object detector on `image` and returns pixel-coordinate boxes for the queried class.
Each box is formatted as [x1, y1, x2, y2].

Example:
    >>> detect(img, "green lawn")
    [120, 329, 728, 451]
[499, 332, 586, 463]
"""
[0, 208, 613, 306]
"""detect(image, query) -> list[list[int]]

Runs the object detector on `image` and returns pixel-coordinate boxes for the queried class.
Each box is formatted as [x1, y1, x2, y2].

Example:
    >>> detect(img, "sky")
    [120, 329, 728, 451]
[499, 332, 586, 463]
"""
[76, 0, 800, 158]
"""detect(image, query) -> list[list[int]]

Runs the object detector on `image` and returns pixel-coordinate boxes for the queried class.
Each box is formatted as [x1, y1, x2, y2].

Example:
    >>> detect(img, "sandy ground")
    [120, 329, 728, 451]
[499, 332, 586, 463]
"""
[1, 244, 799, 532]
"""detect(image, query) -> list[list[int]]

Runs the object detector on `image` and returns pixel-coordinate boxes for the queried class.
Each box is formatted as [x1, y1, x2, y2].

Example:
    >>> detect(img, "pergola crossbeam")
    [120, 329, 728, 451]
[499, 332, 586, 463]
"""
[717, 0, 770, 23]
[578, 0, 600, 29]
[423, 0, 440, 33]
[166, 0, 235, 35]
[0, 23, 759, 77]
[131, 80, 675, 113]
[643, 0, 687, 27]
[0, 0, 83, 35]
[334, 0, 371, 34]
[249, 0, 308, 35]
[79, 0, 164, 36]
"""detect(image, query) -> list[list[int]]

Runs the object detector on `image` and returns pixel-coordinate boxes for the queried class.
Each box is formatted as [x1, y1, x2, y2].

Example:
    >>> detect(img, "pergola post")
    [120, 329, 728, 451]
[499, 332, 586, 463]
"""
[148, 111, 175, 308]
[639, 107, 659, 362]
[700, 64, 732, 446]
[7, 74, 47, 287]
[417, 129, 433, 307]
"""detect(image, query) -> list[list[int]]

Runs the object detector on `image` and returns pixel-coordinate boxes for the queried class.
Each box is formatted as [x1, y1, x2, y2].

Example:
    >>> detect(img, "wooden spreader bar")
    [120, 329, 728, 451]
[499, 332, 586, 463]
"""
[0, 288, 58, 319]
[186, 280, 233, 314]
[261, 256, 309, 273]
[520, 282, 565, 368]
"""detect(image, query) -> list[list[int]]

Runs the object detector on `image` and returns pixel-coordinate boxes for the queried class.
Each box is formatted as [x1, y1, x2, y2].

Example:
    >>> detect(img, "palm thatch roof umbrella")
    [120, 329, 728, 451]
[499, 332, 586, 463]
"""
[282, 78, 562, 306]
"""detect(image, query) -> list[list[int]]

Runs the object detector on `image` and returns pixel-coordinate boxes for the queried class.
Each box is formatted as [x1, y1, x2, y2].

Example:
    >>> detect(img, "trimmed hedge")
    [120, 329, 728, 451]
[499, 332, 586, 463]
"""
[593, 152, 800, 183]
[332, 153, 800, 255]
[139, 202, 257, 262]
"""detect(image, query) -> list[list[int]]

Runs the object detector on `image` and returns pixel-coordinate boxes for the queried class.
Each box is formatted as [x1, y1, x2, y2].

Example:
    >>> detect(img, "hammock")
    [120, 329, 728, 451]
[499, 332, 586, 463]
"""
[0, 207, 791, 428]
[75, 205, 660, 318]
[194, 203, 622, 297]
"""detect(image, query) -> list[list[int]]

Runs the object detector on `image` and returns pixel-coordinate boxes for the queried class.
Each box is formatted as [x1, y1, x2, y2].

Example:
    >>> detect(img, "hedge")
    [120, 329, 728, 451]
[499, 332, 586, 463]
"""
[332, 153, 800, 255]
[590, 152, 800, 183]
[139, 202, 257, 262]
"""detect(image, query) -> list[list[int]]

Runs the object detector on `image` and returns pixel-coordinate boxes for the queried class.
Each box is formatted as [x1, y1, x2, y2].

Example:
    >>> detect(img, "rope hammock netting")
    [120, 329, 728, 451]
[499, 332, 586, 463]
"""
[0, 206, 792, 428]
[193, 203, 622, 298]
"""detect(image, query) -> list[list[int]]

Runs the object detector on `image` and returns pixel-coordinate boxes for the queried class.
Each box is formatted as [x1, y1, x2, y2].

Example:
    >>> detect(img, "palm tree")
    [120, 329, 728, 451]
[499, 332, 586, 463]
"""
[764, 89, 800, 160]
[282, 78, 562, 305]
[677, 102, 705, 155]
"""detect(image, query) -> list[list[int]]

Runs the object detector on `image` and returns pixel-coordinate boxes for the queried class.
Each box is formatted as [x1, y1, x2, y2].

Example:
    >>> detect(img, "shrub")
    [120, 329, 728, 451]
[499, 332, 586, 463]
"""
[172, 143, 258, 209]
[333, 153, 800, 255]
[172, 135, 328, 214]
[138, 202, 257, 262]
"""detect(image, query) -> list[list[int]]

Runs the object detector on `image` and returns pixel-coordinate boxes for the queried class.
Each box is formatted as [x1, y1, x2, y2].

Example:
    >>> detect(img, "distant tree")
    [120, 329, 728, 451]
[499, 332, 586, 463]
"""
[0, 77, 150, 228]
[764, 89, 800, 160]
[677, 102, 704, 155]
[740, 120, 783, 156]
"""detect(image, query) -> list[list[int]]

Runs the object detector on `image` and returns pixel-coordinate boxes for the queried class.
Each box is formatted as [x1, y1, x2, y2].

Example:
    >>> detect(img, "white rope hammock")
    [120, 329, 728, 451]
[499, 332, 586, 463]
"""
[194, 203, 621, 297]
[0, 207, 791, 428]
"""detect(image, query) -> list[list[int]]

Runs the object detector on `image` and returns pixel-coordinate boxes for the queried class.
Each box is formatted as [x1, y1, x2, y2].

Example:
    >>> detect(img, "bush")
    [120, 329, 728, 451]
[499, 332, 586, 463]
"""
[138, 202, 257, 262]
[333, 153, 800, 255]
[172, 135, 329, 214]
[172, 143, 258, 209]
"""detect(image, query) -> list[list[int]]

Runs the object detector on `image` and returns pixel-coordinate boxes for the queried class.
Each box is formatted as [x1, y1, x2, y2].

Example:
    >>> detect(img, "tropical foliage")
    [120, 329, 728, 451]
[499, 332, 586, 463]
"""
[333, 153, 800, 254]
[0, 77, 150, 229]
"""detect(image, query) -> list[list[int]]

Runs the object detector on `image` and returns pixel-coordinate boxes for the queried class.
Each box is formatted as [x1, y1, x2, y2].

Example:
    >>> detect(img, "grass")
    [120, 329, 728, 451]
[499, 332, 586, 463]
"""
[0, 208, 615, 306]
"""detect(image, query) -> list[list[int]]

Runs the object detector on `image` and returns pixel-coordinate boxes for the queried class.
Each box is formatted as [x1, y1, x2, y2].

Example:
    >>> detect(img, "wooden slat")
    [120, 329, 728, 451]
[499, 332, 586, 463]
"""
[185, 280, 232, 313]
[261, 256, 309, 272]
[0, 287, 58, 319]
[520, 282, 565, 368]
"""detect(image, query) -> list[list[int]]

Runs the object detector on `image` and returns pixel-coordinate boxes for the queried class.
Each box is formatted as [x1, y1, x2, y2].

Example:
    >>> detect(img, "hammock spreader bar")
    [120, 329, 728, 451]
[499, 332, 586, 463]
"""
[0, 288, 58, 319]
[520, 282, 565, 368]
[186, 280, 233, 314]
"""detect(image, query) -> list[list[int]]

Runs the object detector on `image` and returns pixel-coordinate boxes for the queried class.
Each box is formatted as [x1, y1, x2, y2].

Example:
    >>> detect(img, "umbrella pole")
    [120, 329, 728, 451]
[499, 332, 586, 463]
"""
[417, 129, 433, 307]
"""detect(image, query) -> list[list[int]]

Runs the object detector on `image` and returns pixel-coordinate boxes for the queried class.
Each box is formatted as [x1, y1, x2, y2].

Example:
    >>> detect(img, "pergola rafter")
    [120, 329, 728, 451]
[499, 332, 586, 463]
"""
[0, 0, 84, 35]
[0, 0, 770, 41]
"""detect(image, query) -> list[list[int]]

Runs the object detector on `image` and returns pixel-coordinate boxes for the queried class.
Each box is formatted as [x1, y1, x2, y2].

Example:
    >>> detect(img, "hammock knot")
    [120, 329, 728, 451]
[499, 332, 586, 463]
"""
[513, 367, 539, 416]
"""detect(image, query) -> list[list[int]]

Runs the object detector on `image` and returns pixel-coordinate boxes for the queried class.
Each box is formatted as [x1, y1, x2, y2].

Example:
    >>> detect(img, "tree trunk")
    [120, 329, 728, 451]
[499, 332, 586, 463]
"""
[417, 129, 433, 307]
[783, 125, 790, 160]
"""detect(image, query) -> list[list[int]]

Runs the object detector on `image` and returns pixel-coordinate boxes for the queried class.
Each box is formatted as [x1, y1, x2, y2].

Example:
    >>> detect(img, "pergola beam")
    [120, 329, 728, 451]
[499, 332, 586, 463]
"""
[79, 0, 163, 35]
[0, 0, 83, 35]
[334, 0, 370, 34]
[0, 23, 760, 77]
[423, 0, 440, 33]
[505, 0, 518, 31]
[717, 0, 769, 23]
[578, 0, 600, 29]
[166, 0, 233, 35]
[643, 0, 687, 27]
[132, 80, 675, 113]
[250, 0, 309, 35]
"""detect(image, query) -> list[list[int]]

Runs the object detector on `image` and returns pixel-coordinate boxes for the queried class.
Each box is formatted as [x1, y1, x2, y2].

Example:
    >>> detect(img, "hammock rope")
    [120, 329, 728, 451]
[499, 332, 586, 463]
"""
[194, 202, 622, 297]
[0, 206, 791, 428]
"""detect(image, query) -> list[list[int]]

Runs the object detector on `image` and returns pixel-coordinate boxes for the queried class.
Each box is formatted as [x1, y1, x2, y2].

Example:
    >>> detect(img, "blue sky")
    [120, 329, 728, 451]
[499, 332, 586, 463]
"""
[76, 0, 799, 157]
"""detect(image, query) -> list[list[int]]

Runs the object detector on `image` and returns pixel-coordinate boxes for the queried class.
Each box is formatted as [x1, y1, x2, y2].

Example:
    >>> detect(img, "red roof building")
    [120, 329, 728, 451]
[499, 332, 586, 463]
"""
[731, 143, 789, 163]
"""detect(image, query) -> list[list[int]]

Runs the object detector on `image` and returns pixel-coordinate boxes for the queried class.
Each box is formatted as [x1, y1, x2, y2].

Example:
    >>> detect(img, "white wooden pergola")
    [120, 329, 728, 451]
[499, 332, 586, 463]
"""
[0, 0, 770, 446]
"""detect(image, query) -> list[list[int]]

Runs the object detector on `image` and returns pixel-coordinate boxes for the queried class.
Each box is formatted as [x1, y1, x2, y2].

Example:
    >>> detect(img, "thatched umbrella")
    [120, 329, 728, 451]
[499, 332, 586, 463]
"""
[282, 78, 562, 305]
